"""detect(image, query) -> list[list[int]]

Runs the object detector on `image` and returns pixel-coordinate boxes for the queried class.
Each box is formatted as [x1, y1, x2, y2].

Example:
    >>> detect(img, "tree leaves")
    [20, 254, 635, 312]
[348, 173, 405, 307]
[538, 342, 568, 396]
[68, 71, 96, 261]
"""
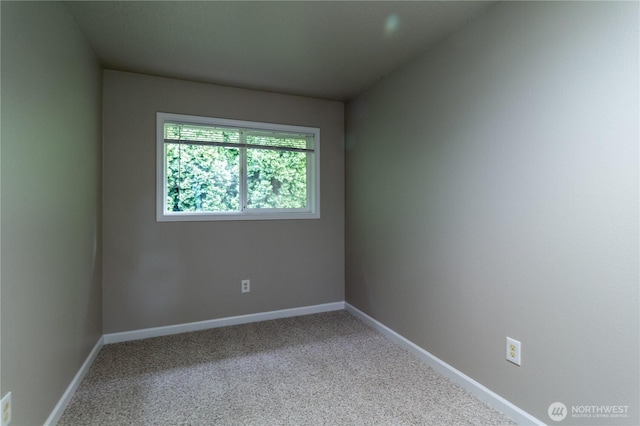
[166, 144, 307, 212]
[166, 143, 240, 212]
[247, 149, 307, 209]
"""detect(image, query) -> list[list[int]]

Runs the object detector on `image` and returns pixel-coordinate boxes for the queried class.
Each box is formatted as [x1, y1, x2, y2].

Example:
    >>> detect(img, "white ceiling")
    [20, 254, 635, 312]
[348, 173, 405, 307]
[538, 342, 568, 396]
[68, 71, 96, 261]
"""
[64, 1, 493, 101]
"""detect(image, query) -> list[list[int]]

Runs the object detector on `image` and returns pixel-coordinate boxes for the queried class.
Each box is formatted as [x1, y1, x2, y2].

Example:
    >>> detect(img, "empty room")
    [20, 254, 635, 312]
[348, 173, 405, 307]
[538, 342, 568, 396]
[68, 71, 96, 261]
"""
[1, 1, 638, 425]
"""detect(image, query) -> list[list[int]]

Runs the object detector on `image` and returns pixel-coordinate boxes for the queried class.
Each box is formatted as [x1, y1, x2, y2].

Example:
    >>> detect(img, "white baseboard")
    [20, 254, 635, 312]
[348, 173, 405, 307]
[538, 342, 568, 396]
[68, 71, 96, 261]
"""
[44, 336, 104, 426]
[345, 303, 544, 426]
[104, 301, 345, 344]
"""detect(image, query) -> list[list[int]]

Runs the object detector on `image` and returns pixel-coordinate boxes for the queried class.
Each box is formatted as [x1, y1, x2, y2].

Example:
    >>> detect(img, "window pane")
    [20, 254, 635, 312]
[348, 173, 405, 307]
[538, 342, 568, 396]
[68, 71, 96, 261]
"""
[246, 148, 307, 209]
[166, 143, 240, 212]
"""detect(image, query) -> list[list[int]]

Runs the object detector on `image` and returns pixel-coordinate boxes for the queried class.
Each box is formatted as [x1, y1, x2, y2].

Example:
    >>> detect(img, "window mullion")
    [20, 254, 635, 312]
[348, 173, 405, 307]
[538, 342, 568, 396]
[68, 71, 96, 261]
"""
[239, 130, 247, 212]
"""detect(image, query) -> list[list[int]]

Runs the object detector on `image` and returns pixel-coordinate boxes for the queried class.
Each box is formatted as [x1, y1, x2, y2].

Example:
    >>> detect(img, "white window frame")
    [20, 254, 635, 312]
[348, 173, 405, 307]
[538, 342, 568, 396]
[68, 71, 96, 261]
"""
[156, 112, 320, 222]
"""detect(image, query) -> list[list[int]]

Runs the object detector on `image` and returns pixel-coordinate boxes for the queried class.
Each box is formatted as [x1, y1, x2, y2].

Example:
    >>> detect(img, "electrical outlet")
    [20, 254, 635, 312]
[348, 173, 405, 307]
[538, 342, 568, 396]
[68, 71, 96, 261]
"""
[241, 279, 250, 293]
[506, 337, 521, 366]
[1, 392, 12, 426]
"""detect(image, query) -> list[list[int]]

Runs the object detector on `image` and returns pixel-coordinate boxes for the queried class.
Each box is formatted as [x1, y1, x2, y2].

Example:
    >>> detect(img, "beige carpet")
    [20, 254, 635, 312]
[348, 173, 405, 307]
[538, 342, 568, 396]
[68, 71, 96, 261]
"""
[59, 311, 516, 425]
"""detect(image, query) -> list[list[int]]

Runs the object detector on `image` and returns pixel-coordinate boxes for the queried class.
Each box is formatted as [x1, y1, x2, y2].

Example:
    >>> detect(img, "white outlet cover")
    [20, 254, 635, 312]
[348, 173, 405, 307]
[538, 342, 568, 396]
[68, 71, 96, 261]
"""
[506, 337, 521, 366]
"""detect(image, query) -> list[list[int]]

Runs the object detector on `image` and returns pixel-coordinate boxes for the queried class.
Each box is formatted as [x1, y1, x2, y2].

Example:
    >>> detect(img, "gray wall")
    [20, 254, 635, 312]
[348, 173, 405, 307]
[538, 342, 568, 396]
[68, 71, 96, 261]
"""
[345, 2, 638, 424]
[0, 2, 103, 425]
[102, 71, 344, 334]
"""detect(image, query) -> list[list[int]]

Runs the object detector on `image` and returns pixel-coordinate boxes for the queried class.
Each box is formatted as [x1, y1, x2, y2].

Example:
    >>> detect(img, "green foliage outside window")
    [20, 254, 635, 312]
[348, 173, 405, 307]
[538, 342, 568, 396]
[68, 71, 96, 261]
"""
[165, 125, 309, 212]
[166, 143, 240, 212]
[247, 148, 307, 209]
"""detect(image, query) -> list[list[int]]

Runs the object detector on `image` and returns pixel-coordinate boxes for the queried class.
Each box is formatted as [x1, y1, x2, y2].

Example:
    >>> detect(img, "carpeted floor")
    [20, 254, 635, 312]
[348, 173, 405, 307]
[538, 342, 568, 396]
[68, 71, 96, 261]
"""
[59, 311, 516, 425]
